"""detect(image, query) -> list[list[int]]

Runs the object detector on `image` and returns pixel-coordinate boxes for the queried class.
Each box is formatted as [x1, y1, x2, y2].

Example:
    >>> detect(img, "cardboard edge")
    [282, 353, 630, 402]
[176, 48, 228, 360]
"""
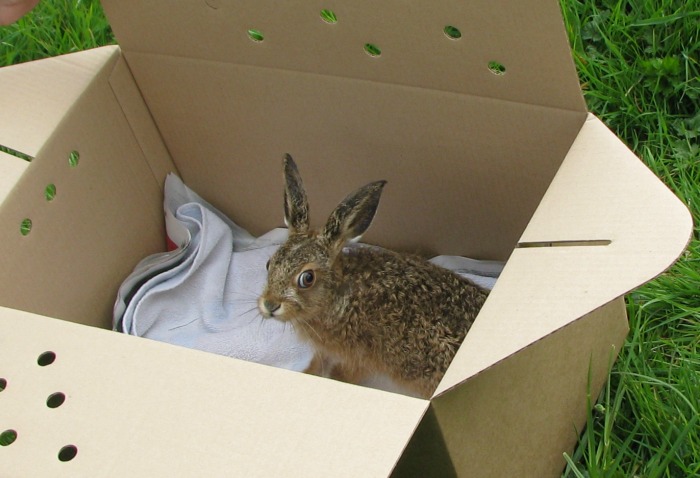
[0, 46, 121, 157]
[390, 405, 457, 478]
[0, 151, 29, 205]
[107, 48, 178, 184]
[433, 295, 629, 400]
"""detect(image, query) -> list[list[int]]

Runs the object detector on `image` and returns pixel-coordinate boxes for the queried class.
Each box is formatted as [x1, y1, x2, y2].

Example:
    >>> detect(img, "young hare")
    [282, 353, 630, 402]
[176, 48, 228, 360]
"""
[259, 155, 488, 398]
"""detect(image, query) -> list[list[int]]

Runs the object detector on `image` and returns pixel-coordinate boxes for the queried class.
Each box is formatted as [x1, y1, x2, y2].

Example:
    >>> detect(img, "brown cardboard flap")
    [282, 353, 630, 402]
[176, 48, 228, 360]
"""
[0, 47, 119, 158]
[431, 299, 629, 477]
[108, 52, 176, 184]
[437, 114, 693, 394]
[102, 0, 586, 112]
[101, 0, 589, 262]
[0, 306, 427, 476]
[0, 152, 29, 204]
[111, 52, 588, 261]
[0, 49, 174, 328]
[520, 114, 692, 250]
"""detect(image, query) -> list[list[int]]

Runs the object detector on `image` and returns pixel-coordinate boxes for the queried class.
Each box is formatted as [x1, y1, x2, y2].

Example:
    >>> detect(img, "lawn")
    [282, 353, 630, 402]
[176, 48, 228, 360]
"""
[560, 1, 699, 476]
[1, 0, 698, 475]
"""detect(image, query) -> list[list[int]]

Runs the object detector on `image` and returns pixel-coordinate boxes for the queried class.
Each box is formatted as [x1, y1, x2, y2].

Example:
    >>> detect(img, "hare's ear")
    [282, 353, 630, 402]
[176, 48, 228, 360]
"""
[322, 180, 387, 249]
[283, 154, 309, 234]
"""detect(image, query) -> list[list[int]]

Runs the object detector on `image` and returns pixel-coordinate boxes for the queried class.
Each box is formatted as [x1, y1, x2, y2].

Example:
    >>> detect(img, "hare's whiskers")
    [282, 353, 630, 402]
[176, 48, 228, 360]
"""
[236, 304, 262, 317]
[294, 317, 323, 343]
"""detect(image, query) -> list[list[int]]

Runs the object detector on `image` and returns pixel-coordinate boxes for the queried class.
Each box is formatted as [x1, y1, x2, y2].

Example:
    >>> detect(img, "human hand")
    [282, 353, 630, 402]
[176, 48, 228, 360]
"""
[0, 0, 40, 25]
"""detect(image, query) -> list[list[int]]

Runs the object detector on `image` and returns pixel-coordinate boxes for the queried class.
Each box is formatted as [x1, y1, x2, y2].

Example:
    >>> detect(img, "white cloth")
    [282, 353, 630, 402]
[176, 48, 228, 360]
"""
[114, 174, 504, 392]
[114, 174, 314, 372]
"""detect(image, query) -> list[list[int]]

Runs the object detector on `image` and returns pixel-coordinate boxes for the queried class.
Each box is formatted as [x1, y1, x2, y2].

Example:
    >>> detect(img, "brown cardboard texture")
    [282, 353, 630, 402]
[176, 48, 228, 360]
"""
[0, 1, 692, 476]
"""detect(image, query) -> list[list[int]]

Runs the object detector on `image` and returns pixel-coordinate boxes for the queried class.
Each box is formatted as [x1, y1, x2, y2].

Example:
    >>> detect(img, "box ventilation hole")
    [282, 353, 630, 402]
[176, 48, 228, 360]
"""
[37, 351, 57, 366]
[247, 29, 264, 42]
[320, 9, 337, 24]
[443, 25, 462, 40]
[0, 429, 18, 447]
[58, 445, 78, 462]
[1, 355, 77, 461]
[20, 218, 32, 236]
[47, 392, 66, 409]
[488, 61, 506, 75]
[68, 150, 80, 167]
[364, 43, 381, 57]
[45, 183, 57, 201]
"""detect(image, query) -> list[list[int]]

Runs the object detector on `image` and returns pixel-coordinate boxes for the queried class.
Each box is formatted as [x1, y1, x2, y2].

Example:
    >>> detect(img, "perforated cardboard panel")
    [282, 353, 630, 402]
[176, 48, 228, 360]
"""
[0, 307, 427, 476]
[0, 48, 173, 327]
[103, 0, 587, 110]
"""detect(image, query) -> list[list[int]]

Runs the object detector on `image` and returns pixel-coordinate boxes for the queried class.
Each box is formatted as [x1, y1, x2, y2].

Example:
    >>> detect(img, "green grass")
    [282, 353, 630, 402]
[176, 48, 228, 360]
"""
[560, 0, 700, 476]
[1, 0, 699, 475]
[0, 0, 113, 65]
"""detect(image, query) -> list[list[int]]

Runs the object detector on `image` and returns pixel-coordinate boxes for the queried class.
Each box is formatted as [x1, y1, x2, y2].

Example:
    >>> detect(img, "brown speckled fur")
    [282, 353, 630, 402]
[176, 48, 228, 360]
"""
[259, 155, 488, 398]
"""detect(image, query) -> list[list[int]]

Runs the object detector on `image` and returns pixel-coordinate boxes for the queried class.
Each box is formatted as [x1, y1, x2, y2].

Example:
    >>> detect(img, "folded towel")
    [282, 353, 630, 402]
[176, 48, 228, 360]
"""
[115, 174, 315, 372]
[115, 174, 504, 393]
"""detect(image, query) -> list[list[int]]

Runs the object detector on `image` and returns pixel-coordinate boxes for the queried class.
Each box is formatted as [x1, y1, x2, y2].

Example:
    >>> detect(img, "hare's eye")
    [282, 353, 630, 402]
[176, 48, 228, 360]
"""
[266, 259, 271, 271]
[297, 270, 315, 289]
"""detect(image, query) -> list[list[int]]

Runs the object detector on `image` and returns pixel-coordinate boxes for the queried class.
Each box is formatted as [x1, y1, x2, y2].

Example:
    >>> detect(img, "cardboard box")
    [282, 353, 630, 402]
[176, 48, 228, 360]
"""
[0, 1, 692, 476]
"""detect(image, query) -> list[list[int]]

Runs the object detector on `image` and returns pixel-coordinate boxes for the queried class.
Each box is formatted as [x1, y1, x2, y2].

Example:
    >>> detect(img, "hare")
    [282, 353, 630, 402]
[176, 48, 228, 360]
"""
[258, 154, 488, 398]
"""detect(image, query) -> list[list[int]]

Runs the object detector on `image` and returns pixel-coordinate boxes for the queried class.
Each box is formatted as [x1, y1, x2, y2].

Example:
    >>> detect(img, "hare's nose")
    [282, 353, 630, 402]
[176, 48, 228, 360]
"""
[262, 299, 281, 316]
